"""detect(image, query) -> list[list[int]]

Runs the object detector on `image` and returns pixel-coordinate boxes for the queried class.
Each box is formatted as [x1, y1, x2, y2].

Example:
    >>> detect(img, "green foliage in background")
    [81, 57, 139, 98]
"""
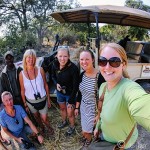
[0, 0, 149, 54]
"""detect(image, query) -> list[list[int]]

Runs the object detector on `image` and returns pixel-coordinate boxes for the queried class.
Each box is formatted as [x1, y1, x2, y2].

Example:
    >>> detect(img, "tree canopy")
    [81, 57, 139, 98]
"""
[0, 0, 149, 53]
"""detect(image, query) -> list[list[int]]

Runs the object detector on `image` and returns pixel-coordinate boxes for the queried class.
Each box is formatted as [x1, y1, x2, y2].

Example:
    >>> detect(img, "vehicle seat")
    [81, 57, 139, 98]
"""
[140, 43, 150, 63]
[125, 41, 143, 63]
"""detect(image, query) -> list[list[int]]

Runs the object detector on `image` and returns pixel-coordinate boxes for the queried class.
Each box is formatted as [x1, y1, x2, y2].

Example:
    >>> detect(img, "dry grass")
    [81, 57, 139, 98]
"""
[37, 101, 82, 150]
[1, 100, 82, 150]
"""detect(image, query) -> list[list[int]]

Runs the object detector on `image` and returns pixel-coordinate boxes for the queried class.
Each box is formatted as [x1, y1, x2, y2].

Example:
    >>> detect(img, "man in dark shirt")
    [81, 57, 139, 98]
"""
[0, 51, 23, 106]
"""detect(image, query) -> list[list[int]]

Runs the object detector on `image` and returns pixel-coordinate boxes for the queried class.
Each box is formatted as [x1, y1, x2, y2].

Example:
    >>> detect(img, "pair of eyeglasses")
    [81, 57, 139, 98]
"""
[15, 119, 19, 124]
[98, 57, 123, 68]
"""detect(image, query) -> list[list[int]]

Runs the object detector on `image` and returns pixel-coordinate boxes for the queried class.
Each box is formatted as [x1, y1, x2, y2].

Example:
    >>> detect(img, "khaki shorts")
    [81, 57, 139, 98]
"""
[26, 97, 48, 115]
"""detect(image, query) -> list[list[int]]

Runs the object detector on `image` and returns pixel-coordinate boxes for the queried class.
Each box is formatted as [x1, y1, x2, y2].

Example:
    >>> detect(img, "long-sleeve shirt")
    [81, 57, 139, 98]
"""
[96, 78, 150, 149]
[0, 65, 22, 105]
[51, 59, 79, 104]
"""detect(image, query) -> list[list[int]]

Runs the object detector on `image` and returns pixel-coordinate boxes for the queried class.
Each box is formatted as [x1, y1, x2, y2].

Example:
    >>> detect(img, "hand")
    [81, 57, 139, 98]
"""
[0, 136, 5, 142]
[94, 128, 99, 139]
[17, 137, 23, 143]
[57, 84, 61, 91]
[37, 135, 44, 144]
[0, 137, 10, 146]
[74, 109, 79, 117]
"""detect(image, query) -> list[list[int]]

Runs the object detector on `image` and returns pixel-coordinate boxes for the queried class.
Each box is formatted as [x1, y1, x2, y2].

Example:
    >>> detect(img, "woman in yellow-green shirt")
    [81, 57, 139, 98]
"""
[94, 43, 150, 149]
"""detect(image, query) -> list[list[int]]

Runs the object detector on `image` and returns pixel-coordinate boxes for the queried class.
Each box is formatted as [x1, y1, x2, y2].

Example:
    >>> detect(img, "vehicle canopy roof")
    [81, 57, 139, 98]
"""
[51, 5, 150, 29]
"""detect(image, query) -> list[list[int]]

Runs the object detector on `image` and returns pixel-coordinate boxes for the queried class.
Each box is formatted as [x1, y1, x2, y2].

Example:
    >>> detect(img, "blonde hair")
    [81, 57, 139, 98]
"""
[100, 43, 130, 78]
[1, 91, 13, 103]
[23, 49, 36, 70]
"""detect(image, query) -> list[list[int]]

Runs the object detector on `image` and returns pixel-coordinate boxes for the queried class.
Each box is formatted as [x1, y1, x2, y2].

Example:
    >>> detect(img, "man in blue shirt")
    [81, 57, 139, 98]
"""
[0, 91, 43, 149]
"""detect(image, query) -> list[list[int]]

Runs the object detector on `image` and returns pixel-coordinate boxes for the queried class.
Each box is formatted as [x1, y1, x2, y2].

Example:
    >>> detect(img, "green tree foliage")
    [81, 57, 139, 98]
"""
[100, 25, 129, 42]
[29, 0, 56, 48]
[125, 0, 150, 12]
[0, 0, 80, 51]
[100, 0, 150, 42]
[0, 0, 57, 49]
[125, 0, 150, 41]
[70, 23, 97, 45]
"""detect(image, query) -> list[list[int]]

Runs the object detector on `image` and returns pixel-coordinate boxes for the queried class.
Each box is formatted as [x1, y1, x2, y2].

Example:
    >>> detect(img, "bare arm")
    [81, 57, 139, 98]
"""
[2, 127, 22, 143]
[40, 67, 51, 108]
[19, 72, 27, 109]
[24, 116, 43, 143]
[74, 102, 80, 117]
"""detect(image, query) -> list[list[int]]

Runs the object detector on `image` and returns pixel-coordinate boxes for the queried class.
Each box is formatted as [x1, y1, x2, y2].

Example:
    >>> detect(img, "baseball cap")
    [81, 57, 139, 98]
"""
[4, 51, 14, 59]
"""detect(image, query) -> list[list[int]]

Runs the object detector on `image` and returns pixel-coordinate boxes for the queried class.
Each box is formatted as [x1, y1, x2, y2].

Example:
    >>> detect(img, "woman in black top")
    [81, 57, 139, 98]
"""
[51, 46, 79, 136]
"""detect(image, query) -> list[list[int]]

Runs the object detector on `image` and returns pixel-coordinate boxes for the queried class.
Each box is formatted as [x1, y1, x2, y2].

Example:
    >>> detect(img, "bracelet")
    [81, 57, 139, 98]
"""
[75, 108, 79, 110]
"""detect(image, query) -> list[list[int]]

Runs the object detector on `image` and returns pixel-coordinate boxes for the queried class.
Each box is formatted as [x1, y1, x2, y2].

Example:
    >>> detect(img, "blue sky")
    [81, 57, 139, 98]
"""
[79, 0, 149, 6]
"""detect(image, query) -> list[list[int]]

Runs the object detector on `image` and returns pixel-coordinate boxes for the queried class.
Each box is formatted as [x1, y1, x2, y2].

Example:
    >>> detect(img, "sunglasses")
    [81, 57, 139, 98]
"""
[15, 119, 19, 124]
[98, 57, 123, 68]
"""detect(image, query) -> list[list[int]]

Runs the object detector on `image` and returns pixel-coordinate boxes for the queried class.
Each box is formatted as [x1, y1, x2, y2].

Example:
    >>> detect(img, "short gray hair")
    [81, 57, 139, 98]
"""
[1, 91, 13, 102]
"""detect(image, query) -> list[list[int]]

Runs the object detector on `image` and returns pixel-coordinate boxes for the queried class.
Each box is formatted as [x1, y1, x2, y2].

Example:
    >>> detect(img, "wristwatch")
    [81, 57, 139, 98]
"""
[36, 132, 41, 136]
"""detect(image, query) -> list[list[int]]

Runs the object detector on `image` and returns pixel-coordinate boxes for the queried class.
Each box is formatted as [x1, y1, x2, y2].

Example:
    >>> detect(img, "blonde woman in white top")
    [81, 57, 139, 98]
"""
[19, 49, 53, 134]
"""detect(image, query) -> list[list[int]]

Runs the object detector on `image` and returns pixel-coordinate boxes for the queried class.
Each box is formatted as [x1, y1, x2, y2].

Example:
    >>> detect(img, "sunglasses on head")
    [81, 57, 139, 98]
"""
[98, 57, 123, 68]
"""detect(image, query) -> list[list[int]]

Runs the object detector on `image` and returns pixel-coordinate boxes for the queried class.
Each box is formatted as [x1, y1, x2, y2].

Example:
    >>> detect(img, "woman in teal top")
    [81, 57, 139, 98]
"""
[94, 43, 150, 149]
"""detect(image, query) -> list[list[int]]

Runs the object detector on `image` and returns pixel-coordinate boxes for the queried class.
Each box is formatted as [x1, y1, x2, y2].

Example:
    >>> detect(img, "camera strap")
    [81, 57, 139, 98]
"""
[26, 68, 38, 95]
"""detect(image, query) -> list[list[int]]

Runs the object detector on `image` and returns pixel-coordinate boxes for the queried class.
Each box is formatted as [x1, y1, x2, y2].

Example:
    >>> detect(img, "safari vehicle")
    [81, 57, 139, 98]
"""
[50, 5, 150, 93]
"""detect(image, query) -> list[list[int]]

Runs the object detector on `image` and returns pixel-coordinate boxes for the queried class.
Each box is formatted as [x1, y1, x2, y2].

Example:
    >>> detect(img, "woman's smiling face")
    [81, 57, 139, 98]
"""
[26, 55, 36, 66]
[57, 49, 69, 68]
[79, 51, 94, 71]
[99, 46, 125, 83]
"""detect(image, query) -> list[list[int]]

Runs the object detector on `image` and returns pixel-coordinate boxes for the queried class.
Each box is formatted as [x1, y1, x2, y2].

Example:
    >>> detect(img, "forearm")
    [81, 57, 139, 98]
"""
[97, 110, 100, 117]
[45, 84, 50, 101]
[3, 128, 18, 141]
[21, 91, 27, 108]
[26, 118, 39, 134]
[76, 90, 82, 103]
[69, 86, 78, 103]
[29, 123, 39, 134]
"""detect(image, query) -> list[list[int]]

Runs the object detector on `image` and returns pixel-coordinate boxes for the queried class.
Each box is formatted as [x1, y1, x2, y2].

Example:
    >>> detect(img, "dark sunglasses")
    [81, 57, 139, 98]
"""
[98, 57, 123, 68]
[15, 119, 19, 124]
